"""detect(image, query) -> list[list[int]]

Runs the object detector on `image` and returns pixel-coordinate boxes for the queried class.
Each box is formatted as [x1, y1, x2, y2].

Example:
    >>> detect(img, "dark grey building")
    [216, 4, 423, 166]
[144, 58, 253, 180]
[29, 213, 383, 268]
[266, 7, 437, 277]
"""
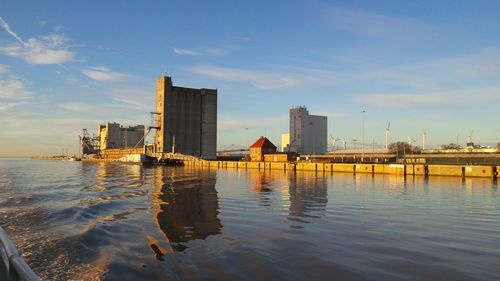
[154, 76, 217, 159]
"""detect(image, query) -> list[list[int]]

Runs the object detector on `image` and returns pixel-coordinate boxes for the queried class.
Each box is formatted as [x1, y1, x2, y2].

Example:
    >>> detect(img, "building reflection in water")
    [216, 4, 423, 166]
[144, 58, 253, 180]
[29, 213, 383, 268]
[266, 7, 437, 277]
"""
[287, 171, 328, 224]
[245, 169, 328, 225]
[152, 167, 222, 252]
[246, 169, 284, 207]
[83, 162, 144, 192]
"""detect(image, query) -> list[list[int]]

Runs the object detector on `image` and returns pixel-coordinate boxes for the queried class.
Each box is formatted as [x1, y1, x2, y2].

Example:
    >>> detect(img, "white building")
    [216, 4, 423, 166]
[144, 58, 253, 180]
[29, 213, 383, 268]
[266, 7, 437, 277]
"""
[281, 133, 290, 152]
[289, 106, 327, 154]
[98, 122, 145, 150]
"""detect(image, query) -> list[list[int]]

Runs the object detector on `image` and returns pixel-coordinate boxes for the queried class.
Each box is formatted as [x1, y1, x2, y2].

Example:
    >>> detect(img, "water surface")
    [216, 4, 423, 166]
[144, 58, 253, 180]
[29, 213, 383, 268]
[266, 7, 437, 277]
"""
[0, 159, 499, 280]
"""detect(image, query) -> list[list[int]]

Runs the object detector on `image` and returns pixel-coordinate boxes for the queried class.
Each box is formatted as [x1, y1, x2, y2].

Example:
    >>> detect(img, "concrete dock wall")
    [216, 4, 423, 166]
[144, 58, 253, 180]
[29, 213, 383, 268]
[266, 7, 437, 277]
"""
[427, 165, 463, 177]
[464, 166, 495, 178]
[333, 164, 356, 173]
[414, 165, 426, 176]
[184, 160, 499, 179]
[374, 164, 389, 174]
[388, 164, 406, 175]
[356, 164, 373, 174]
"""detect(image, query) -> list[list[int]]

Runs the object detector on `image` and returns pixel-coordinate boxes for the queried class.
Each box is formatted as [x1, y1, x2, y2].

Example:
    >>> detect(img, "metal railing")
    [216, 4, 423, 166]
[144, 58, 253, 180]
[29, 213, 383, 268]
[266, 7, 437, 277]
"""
[0, 226, 39, 281]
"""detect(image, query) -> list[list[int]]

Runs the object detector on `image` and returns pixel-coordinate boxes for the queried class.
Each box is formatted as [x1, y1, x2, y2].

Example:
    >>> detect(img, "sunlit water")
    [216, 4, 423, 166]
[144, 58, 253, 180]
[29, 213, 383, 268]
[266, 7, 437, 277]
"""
[1, 158, 499, 280]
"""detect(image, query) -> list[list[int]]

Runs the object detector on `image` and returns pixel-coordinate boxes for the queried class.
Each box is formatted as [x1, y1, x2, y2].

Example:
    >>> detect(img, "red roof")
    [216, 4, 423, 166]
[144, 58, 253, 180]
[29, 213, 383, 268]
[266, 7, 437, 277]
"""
[250, 136, 277, 149]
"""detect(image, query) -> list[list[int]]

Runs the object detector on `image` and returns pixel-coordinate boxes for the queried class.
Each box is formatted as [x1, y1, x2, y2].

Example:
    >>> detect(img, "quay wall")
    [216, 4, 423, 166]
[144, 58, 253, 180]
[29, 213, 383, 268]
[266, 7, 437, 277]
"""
[184, 160, 499, 179]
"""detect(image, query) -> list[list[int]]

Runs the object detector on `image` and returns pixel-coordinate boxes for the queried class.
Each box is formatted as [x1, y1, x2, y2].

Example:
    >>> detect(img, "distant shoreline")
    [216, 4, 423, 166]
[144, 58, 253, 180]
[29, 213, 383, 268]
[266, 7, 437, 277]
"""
[0, 156, 31, 159]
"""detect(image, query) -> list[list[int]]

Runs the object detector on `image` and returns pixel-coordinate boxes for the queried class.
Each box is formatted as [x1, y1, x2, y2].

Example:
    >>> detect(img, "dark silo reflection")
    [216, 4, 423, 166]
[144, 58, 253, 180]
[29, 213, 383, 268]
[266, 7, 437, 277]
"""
[152, 167, 221, 252]
[288, 171, 328, 223]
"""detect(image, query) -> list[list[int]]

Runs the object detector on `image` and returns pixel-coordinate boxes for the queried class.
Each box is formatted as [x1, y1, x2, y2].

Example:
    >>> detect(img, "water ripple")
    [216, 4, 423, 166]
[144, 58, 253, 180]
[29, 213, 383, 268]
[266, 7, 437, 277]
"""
[1, 160, 500, 280]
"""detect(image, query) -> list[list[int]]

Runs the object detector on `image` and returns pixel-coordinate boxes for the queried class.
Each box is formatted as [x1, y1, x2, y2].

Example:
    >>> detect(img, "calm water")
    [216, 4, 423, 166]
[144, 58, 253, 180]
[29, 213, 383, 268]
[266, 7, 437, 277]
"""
[1, 159, 499, 281]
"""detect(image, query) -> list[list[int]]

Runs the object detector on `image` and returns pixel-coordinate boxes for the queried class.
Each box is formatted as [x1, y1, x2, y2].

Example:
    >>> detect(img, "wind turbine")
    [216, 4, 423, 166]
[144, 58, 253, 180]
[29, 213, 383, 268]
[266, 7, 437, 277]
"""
[330, 135, 341, 151]
[385, 122, 391, 149]
[407, 136, 416, 147]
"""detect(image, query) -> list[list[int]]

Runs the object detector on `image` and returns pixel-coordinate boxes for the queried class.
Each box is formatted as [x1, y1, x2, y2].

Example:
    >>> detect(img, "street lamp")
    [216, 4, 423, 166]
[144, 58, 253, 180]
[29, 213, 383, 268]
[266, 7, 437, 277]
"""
[361, 110, 367, 162]
[244, 127, 249, 149]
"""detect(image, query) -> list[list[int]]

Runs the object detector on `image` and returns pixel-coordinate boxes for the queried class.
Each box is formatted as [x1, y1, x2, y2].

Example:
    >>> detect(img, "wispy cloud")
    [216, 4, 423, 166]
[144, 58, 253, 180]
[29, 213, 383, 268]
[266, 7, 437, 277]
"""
[0, 78, 32, 100]
[355, 87, 500, 108]
[0, 64, 8, 74]
[0, 102, 26, 111]
[59, 101, 147, 117]
[81, 66, 129, 81]
[0, 77, 32, 111]
[219, 114, 288, 131]
[106, 87, 154, 108]
[324, 6, 440, 39]
[189, 65, 304, 90]
[0, 17, 24, 43]
[65, 76, 78, 85]
[58, 102, 150, 127]
[173, 47, 226, 56]
[0, 17, 75, 64]
[424, 48, 500, 78]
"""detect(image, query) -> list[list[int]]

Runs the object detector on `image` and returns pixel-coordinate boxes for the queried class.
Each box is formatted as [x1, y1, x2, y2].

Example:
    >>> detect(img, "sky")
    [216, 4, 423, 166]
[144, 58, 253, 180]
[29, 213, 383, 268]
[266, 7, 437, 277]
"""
[1, 0, 500, 156]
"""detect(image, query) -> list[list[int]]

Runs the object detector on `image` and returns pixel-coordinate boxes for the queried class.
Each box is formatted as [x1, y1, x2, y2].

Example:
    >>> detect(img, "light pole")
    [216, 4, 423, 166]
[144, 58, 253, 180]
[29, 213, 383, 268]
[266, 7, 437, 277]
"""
[244, 127, 249, 149]
[361, 110, 366, 162]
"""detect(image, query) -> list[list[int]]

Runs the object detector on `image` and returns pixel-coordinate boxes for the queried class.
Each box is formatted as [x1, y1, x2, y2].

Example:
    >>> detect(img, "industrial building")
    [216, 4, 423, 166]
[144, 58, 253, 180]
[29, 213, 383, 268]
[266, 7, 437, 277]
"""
[98, 122, 145, 150]
[154, 76, 217, 160]
[288, 106, 327, 154]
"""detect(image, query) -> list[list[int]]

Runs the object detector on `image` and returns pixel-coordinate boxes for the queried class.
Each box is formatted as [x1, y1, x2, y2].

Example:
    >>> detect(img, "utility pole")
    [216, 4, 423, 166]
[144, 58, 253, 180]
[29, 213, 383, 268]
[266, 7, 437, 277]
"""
[361, 110, 366, 162]
[172, 135, 176, 154]
[244, 127, 249, 149]
[385, 122, 391, 149]
[125, 128, 128, 148]
[423, 130, 427, 150]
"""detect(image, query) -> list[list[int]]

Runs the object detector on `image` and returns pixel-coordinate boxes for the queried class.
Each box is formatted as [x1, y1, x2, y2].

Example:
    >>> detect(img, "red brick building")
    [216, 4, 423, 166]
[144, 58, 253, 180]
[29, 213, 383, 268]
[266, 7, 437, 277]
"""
[263, 152, 300, 162]
[250, 136, 277, 162]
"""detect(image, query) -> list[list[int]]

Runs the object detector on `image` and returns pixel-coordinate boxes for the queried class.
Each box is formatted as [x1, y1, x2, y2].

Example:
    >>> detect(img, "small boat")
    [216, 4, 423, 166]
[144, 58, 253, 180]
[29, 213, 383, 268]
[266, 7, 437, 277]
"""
[0, 226, 39, 281]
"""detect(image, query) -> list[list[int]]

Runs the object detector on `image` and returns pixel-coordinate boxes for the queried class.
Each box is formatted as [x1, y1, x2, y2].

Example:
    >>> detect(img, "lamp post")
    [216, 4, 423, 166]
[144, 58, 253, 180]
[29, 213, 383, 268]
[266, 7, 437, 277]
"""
[244, 127, 249, 149]
[361, 110, 366, 162]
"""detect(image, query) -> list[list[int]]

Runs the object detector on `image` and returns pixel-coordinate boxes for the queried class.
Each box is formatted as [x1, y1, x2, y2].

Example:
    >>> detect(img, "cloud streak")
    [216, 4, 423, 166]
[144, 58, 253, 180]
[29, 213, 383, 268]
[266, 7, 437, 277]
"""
[0, 77, 32, 111]
[0, 17, 24, 44]
[0, 78, 32, 100]
[355, 87, 500, 108]
[81, 66, 129, 81]
[189, 65, 304, 90]
[173, 47, 226, 56]
[0, 64, 8, 74]
[0, 17, 75, 64]
[324, 6, 440, 39]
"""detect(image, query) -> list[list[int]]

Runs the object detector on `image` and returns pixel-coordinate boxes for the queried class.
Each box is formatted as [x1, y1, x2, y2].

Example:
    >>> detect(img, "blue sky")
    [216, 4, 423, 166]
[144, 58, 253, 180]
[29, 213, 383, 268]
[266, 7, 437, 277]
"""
[1, 0, 500, 156]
